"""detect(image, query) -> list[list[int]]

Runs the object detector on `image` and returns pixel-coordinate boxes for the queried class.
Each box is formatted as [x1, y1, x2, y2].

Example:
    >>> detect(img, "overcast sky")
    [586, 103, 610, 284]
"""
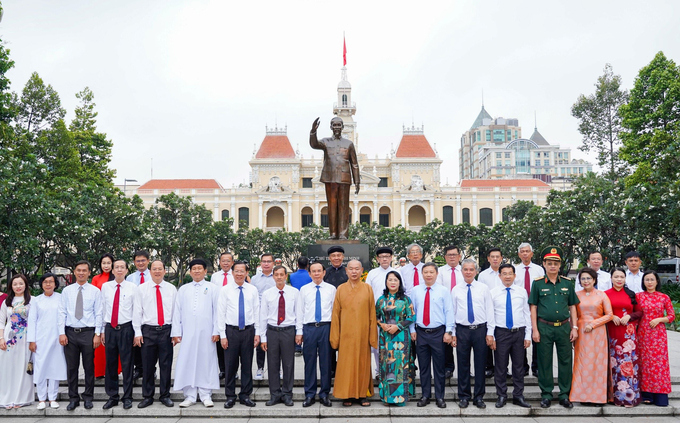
[2, 1, 678, 187]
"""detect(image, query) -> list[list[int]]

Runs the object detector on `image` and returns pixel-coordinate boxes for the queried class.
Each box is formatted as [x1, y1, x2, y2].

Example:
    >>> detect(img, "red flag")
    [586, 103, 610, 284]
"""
[343, 36, 347, 66]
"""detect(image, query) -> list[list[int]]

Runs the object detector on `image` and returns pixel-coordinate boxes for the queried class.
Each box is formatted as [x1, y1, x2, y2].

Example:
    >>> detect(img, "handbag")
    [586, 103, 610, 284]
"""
[26, 352, 34, 375]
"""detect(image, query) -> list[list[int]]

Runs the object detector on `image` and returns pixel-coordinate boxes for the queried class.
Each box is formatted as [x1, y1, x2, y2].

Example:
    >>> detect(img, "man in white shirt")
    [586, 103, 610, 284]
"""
[100, 259, 137, 410]
[576, 251, 612, 292]
[260, 265, 298, 407]
[477, 247, 503, 378]
[366, 247, 394, 375]
[296, 262, 336, 408]
[126, 250, 151, 380]
[218, 261, 260, 408]
[133, 260, 177, 409]
[400, 243, 425, 297]
[250, 253, 276, 380]
[625, 251, 644, 293]
[451, 259, 496, 409]
[513, 242, 544, 377]
[210, 252, 234, 379]
[437, 245, 463, 379]
[489, 264, 531, 409]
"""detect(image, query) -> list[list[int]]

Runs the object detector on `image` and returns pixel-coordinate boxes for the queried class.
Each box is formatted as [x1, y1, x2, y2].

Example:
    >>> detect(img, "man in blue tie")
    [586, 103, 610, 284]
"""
[217, 261, 260, 408]
[489, 264, 532, 408]
[295, 262, 336, 408]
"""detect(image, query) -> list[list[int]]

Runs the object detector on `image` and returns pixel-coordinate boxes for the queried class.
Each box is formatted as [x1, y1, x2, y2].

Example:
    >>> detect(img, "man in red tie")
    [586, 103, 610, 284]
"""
[126, 250, 151, 380]
[133, 260, 177, 408]
[100, 259, 137, 409]
[437, 245, 463, 379]
[513, 243, 544, 377]
[210, 252, 235, 379]
[259, 265, 299, 406]
[400, 243, 424, 298]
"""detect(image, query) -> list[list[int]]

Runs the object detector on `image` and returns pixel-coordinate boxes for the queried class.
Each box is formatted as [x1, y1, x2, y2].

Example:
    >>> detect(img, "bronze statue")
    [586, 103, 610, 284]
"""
[310, 117, 360, 240]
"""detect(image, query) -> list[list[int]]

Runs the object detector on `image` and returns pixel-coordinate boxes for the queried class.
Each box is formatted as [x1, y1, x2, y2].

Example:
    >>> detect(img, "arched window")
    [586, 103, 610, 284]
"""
[301, 206, 313, 228]
[462, 208, 470, 224]
[221, 209, 230, 221]
[342, 94, 348, 106]
[238, 207, 249, 228]
[480, 208, 493, 226]
[443, 206, 453, 225]
[359, 206, 371, 224]
[379, 206, 391, 227]
[320, 206, 329, 228]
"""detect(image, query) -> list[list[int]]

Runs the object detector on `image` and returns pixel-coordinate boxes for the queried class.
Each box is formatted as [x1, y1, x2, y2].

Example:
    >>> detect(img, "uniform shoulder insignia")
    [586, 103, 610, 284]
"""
[534, 276, 544, 281]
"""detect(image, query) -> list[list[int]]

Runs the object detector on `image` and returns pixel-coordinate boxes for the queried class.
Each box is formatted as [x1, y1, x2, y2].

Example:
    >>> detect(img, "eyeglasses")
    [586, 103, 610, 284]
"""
[580, 276, 593, 281]
[445, 253, 460, 257]
[261, 260, 273, 264]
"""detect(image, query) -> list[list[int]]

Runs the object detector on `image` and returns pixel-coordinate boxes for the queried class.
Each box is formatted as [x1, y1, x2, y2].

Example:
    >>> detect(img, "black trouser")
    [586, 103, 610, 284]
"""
[217, 340, 226, 374]
[456, 323, 487, 401]
[256, 344, 266, 370]
[444, 342, 456, 373]
[524, 342, 538, 374]
[302, 322, 332, 399]
[494, 327, 526, 399]
[104, 322, 134, 401]
[415, 325, 446, 400]
[486, 346, 494, 371]
[64, 326, 96, 401]
[141, 324, 173, 400]
[133, 345, 143, 374]
[265, 325, 295, 401]
[224, 325, 255, 401]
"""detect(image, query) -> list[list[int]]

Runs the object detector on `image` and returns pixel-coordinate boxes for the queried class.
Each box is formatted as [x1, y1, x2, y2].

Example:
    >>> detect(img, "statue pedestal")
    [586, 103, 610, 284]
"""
[307, 241, 371, 271]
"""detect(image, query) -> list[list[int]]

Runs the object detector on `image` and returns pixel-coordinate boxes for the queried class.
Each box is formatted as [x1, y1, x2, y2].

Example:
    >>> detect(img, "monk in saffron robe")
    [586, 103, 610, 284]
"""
[330, 259, 378, 406]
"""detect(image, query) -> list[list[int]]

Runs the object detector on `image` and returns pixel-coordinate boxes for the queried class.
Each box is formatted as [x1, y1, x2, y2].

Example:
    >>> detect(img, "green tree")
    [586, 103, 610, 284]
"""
[0, 36, 15, 142]
[12, 72, 65, 140]
[571, 64, 629, 179]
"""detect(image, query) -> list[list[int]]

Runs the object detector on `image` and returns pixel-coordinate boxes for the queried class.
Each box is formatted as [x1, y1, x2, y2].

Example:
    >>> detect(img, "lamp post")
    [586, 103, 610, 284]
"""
[123, 178, 137, 196]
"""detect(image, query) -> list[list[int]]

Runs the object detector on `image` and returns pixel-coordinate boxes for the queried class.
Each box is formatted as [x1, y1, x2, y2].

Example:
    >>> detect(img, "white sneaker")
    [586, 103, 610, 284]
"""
[203, 399, 214, 407]
[50, 401, 60, 409]
[179, 399, 195, 408]
[37, 402, 46, 410]
[254, 368, 264, 380]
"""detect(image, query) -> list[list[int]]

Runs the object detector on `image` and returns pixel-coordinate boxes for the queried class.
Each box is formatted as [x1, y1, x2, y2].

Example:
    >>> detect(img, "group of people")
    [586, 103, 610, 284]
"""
[0, 243, 674, 411]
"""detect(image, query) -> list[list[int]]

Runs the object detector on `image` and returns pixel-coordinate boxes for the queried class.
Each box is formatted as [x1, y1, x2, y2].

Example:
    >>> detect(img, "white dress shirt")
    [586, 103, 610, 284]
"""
[100, 280, 137, 332]
[576, 269, 612, 292]
[450, 280, 496, 336]
[366, 265, 395, 303]
[210, 269, 234, 287]
[489, 284, 532, 341]
[437, 264, 463, 291]
[513, 262, 545, 293]
[399, 261, 425, 297]
[259, 285, 299, 342]
[478, 267, 502, 290]
[295, 281, 336, 334]
[58, 282, 103, 334]
[250, 272, 276, 300]
[408, 283, 455, 333]
[626, 269, 644, 293]
[126, 269, 151, 286]
[132, 280, 177, 337]
[217, 281, 260, 339]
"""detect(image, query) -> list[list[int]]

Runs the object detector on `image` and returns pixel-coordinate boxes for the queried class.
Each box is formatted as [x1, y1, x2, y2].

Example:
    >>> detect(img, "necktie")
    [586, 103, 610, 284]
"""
[413, 267, 420, 287]
[450, 268, 457, 290]
[315, 285, 322, 323]
[155, 285, 165, 326]
[223, 272, 228, 286]
[506, 287, 514, 329]
[278, 291, 285, 325]
[467, 284, 475, 324]
[140, 272, 145, 285]
[423, 287, 431, 326]
[111, 284, 121, 327]
[75, 286, 84, 320]
[238, 286, 245, 330]
[524, 266, 531, 295]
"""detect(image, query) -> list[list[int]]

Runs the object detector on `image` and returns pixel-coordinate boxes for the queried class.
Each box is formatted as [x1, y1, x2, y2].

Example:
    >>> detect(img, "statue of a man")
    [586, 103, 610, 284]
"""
[310, 117, 360, 240]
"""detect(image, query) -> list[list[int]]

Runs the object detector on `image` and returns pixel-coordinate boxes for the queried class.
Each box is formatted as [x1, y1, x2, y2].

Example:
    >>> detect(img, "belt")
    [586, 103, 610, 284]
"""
[267, 324, 295, 332]
[66, 326, 95, 333]
[538, 318, 570, 327]
[305, 322, 331, 327]
[458, 323, 487, 330]
[416, 325, 445, 333]
[106, 321, 132, 331]
[496, 326, 525, 333]
[142, 324, 171, 331]
[226, 324, 254, 331]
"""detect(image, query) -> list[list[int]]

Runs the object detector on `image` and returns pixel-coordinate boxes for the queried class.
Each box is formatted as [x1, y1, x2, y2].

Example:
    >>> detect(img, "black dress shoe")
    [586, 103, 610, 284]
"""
[224, 399, 236, 409]
[513, 397, 531, 408]
[495, 396, 507, 408]
[284, 398, 294, 407]
[102, 399, 119, 410]
[133, 370, 143, 380]
[459, 398, 469, 408]
[240, 398, 256, 407]
[137, 398, 154, 408]
[559, 398, 573, 409]
[302, 397, 315, 407]
[436, 398, 446, 408]
[84, 400, 94, 409]
[66, 400, 79, 411]
[123, 399, 133, 409]
[266, 398, 282, 406]
[484, 369, 493, 378]
[473, 399, 486, 409]
[219, 372, 225, 379]
[540, 398, 551, 408]
[320, 397, 332, 407]
[417, 397, 430, 407]
[160, 397, 174, 407]
[445, 370, 453, 379]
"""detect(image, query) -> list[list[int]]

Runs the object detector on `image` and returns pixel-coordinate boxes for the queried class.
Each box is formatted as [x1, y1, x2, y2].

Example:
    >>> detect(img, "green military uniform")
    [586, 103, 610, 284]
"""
[528, 246, 579, 401]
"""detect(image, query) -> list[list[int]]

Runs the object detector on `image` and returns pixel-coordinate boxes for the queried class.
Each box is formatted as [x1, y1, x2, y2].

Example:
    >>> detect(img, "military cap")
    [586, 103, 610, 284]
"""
[541, 246, 563, 262]
[327, 245, 345, 255]
[375, 247, 393, 256]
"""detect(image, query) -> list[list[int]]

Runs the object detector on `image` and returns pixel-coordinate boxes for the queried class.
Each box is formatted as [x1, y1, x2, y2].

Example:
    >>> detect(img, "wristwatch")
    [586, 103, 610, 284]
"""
[446, 331, 453, 335]
[95, 333, 101, 337]
[572, 326, 578, 330]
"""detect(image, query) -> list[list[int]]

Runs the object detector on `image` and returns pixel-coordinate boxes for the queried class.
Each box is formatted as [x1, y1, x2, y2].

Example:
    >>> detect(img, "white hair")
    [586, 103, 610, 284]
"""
[517, 243, 533, 253]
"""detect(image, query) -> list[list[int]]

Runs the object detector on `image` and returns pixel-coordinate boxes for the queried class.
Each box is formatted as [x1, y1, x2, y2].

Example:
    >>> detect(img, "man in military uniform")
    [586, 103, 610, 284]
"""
[529, 246, 579, 409]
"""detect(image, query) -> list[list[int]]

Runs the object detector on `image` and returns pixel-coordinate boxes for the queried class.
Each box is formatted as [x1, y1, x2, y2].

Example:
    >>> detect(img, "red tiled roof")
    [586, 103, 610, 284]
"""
[255, 135, 296, 159]
[138, 179, 222, 189]
[460, 179, 549, 188]
[395, 135, 436, 158]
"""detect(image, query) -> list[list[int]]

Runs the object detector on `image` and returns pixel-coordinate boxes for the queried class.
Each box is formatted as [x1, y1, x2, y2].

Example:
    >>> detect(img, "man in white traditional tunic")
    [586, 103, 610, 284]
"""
[171, 258, 220, 408]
